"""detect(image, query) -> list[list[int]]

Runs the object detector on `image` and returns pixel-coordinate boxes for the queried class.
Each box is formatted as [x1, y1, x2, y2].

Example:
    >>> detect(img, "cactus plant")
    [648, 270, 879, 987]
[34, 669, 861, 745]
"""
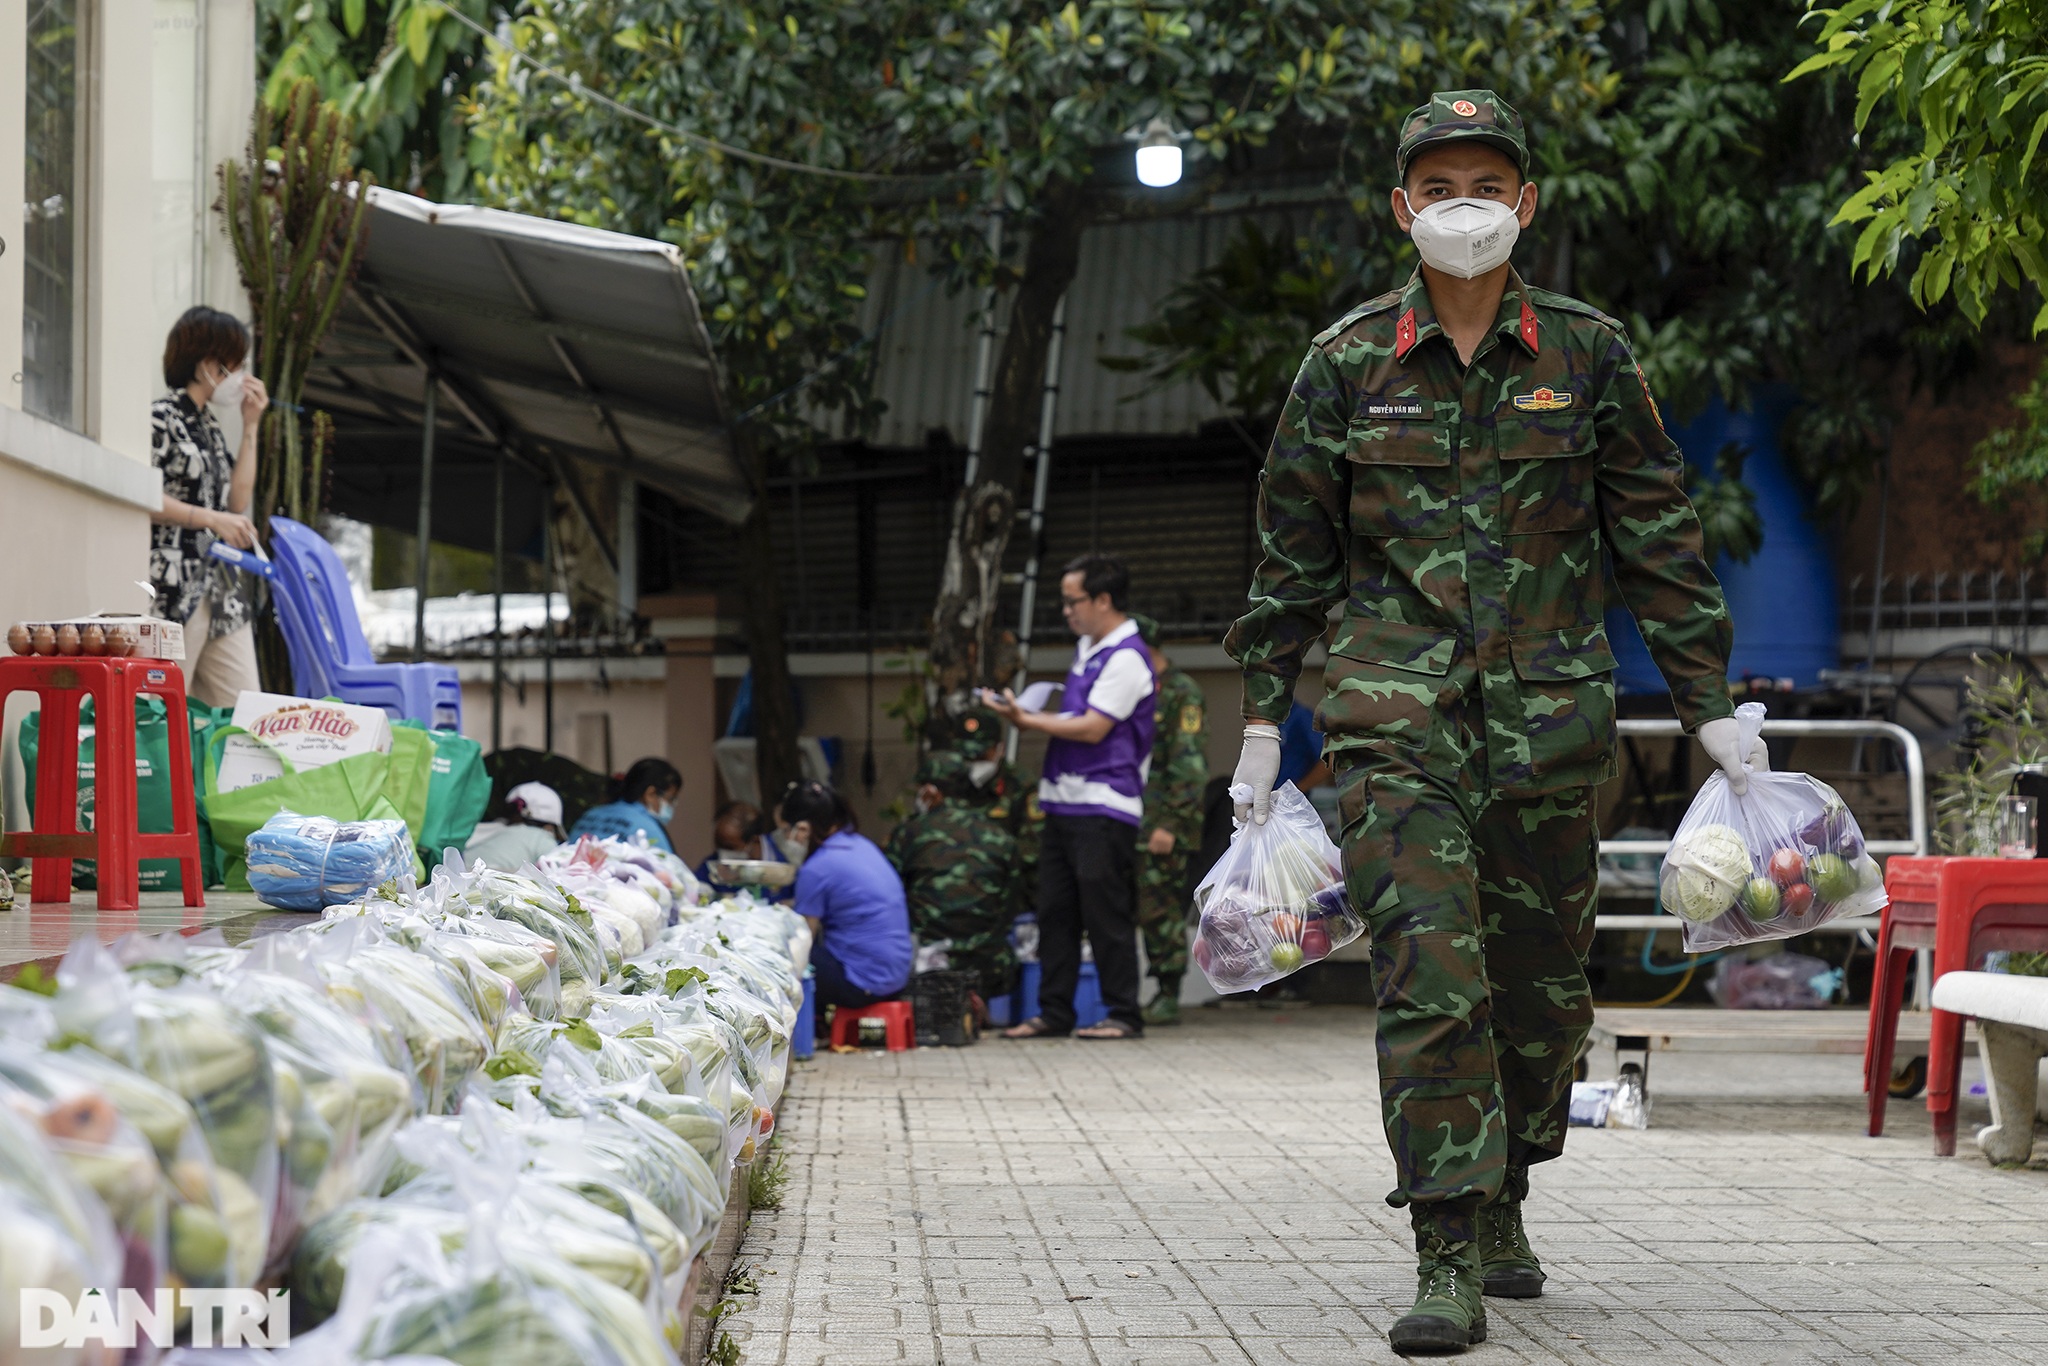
[218, 78, 375, 534]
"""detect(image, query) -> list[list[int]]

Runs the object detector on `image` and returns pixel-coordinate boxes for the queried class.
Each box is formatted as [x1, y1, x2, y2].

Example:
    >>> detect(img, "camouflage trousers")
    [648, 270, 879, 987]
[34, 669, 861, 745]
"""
[1334, 738, 1598, 1241]
[1135, 845, 1192, 983]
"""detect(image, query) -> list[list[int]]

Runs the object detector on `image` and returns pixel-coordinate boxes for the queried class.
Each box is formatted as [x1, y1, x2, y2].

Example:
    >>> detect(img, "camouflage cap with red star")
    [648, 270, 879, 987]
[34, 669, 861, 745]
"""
[1397, 89, 1529, 181]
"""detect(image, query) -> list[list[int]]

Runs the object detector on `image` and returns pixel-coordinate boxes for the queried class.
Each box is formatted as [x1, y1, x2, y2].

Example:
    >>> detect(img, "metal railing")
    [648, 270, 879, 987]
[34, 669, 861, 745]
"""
[1842, 571, 2046, 645]
[1594, 717, 1927, 935]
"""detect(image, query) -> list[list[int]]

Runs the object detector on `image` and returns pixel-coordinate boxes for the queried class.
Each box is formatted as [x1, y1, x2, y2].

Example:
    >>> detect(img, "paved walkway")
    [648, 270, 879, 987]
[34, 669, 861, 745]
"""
[727, 1006, 2048, 1366]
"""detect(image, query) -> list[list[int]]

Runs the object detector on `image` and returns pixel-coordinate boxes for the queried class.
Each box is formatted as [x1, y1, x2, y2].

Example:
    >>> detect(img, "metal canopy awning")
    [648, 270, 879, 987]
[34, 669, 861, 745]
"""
[310, 186, 750, 560]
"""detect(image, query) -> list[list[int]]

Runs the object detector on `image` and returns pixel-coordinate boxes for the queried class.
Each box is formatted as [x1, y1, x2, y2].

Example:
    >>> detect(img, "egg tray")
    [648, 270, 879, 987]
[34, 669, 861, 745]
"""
[7, 615, 187, 662]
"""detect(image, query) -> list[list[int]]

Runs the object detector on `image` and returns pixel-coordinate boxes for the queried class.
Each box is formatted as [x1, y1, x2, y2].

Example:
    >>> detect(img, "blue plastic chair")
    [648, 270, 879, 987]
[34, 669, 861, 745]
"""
[266, 517, 463, 730]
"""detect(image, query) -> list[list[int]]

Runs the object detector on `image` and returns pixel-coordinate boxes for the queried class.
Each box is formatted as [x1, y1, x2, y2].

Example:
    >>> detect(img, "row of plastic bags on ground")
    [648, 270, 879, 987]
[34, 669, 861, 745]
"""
[0, 834, 809, 1366]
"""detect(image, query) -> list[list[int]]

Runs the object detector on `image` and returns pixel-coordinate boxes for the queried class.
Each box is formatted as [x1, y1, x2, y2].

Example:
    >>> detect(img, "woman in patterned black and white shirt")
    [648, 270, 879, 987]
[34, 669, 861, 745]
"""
[148, 307, 269, 708]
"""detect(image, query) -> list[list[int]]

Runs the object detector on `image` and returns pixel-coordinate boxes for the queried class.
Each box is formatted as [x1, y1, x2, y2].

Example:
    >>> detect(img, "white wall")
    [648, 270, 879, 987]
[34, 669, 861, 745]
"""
[0, 0, 254, 840]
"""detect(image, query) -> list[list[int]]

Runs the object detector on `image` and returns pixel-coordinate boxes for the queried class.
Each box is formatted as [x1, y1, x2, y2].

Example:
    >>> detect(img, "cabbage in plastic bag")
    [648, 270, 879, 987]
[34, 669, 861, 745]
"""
[1191, 782, 1364, 993]
[1659, 703, 1888, 951]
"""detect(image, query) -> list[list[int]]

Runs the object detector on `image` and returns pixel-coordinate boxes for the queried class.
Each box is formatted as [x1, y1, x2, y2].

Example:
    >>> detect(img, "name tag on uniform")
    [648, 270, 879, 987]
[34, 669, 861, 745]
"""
[1361, 398, 1426, 420]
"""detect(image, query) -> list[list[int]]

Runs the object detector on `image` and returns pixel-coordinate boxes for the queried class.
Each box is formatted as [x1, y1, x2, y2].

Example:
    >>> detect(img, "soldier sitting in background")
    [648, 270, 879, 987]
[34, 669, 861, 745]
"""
[883, 751, 1020, 1009]
[943, 701, 1044, 928]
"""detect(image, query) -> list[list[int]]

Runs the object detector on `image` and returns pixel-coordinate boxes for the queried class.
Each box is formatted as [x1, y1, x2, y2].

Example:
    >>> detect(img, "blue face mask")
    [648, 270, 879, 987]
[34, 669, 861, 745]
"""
[654, 799, 675, 824]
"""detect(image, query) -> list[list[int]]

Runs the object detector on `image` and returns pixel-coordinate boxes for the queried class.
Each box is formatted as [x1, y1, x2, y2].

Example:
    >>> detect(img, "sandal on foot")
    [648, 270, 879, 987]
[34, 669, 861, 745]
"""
[1001, 1017, 1068, 1039]
[1075, 1020, 1142, 1040]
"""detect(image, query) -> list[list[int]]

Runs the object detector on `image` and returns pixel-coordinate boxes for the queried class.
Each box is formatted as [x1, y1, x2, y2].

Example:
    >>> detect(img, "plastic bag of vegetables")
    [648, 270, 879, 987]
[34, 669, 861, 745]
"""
[512, 1058, 725, 1254]
[430, 857, 609, 1015]
[294, 1106, 680, 1331]
[0, 1062, 168, 1299]
[246, 811, 417, 912]
[0, 1105, 125, 1366]
[1658, 703, 1888, 951]
[0, 1041, 254, 1295]
[309, 921, 492, 1114]
[1190, 781, 1364, 994]
[50, 940, 282, 1284]
[313, 1109, 681, 1366]
[211, 946, 421, 1237]
[305, 1212, 679, 1366]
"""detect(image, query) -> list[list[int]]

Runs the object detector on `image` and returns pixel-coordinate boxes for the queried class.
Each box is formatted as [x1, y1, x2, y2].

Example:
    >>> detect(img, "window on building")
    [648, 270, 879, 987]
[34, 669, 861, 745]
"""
[24, 0, 87, 429]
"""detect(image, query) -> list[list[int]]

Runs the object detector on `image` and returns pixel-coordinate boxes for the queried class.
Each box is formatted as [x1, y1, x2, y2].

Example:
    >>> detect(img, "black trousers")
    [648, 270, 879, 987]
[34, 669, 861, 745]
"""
[813, 939, 902, 1011]
[1035, 813, 1143, 1033]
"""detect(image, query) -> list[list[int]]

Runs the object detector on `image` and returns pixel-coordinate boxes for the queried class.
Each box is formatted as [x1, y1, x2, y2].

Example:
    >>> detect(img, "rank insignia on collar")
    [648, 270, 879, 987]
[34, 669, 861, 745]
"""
[1511, 387, 1573, 412]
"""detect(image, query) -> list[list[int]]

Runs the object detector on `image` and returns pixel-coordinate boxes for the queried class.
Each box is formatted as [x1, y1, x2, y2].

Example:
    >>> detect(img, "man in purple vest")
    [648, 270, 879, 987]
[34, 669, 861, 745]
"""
[982, 553, 1156, 1040]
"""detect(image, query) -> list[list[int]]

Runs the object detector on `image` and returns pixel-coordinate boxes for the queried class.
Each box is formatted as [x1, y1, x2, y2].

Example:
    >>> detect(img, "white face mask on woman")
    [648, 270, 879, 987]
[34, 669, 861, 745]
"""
[207, 363, 247, 411]
[1401, 187, 1528, 279]
[772, 827, 809, 867]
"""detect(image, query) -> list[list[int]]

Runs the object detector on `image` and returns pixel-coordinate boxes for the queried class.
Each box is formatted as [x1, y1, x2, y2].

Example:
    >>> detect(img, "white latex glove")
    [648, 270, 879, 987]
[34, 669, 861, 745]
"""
[1232, 724, 1283, 824]
[1697, 715, 1769, 796]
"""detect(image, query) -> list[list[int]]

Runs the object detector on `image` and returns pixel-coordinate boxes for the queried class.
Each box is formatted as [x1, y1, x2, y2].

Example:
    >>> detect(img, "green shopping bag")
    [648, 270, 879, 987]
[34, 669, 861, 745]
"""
[384, 726, 435, 852]
[393, 721, 490, 860]
[199, 731, 417, 891]
[21, 696, 183, 892]
[186, 702, 236, 889]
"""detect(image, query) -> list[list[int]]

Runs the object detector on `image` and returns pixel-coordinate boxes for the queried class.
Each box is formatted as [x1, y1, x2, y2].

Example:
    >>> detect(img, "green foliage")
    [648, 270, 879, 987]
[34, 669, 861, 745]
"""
[1932, 668, 2048, 854]
[1688, 442, 1766, 563]
[883, 0, 1614, 286]
[8, 964, 59, 997]
[1102, 221, 1363, 421]
[1791, 0, 2048, 331]
[257, 0, 496, 196]
[1111, 0, 1990, 528]
[464, 2, 893, 449]
[1971, 353, 2048, 560]
[744, 1144, 789, 1210]
[1544, 0, 1958, 517]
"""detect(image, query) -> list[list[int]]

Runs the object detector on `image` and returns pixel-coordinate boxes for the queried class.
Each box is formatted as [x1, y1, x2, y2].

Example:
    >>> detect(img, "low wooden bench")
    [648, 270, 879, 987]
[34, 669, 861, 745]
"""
[1927, 971, 2048, 1164]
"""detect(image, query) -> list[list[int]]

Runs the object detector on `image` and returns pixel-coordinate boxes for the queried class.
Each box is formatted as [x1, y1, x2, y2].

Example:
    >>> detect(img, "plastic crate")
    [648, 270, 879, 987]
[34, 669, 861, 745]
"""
[908, 970, 979, 1047]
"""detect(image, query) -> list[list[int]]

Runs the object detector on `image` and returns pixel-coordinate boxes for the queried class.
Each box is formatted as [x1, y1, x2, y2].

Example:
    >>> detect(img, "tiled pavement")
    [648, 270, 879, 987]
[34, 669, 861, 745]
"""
[725, 1006, 2048, 1365]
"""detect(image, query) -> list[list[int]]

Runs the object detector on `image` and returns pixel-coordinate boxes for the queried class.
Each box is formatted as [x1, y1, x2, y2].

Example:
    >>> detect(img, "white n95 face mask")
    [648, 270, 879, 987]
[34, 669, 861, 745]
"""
[208, 365, 247, 410]
[1403, 189, 1526, 279]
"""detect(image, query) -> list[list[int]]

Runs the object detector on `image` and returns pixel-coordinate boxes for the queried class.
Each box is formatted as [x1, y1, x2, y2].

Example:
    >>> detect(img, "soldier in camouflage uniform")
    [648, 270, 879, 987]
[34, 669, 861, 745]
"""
[944, 702, 1044, 924]
[883, 750, 1019, 1001]
[1131, 616, 1207, 1026]
[1223, 91, 1759, 1355]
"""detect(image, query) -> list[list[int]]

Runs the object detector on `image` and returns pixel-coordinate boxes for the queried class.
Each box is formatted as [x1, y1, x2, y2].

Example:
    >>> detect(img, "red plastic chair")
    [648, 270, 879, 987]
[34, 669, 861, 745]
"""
[0, 656, 206, 912]
[1866, 855, 2048, 1153]
[830, 1000, 915, 1052]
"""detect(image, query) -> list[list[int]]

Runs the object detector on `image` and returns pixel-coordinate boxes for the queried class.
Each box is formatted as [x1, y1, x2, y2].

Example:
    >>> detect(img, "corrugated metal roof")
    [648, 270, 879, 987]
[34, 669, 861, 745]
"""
[848, 214, 1293, 448]
[311, 188, 749, 534]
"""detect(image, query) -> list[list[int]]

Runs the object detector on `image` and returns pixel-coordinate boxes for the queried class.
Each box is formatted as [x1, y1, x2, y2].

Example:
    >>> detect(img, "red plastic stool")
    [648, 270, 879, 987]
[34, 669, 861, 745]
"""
[830, 1000, 915, 1051]
[0, 656, 206, 911]
[1866, 855, 2048, 1152]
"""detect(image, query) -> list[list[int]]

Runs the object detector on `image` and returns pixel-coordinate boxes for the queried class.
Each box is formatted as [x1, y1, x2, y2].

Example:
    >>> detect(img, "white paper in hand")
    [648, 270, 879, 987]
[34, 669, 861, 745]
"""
[1014, 681, 1061, 713]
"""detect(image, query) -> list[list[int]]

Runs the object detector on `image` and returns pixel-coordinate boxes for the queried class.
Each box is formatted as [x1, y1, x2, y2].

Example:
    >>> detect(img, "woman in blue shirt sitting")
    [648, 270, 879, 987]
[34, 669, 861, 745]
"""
[570, 757, 683, 853]
[778, 780, 913, 1010]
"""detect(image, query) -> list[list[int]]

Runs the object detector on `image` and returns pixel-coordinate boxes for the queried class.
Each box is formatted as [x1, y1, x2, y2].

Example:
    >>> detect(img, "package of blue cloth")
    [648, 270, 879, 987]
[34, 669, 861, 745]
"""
[245, 811, 415, 911]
